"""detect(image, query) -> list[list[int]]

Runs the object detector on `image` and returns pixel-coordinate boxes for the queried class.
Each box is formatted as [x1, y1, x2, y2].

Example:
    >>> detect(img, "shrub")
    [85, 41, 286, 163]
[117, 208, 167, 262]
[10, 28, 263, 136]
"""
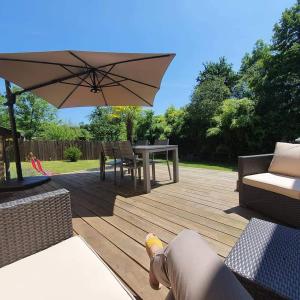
[64, 146, 82, 162]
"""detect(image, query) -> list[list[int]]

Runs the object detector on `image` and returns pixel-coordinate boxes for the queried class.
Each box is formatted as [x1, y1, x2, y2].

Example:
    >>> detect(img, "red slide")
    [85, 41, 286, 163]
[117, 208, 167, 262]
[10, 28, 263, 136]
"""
[31, 159, 53, 176]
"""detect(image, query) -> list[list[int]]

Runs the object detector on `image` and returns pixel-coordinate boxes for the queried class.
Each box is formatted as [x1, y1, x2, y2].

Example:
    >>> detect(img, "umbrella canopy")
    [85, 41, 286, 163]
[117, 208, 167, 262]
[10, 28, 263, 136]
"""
[0, 50, 175, 108]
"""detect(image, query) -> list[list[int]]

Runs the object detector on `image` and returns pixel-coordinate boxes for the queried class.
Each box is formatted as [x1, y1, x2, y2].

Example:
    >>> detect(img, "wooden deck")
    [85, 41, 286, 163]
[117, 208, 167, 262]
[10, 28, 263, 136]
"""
[0, 165, 264, 299]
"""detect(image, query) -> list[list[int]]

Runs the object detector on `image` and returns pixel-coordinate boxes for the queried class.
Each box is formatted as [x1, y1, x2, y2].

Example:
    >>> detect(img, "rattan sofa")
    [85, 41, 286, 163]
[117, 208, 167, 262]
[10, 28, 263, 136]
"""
[238, 150, 300, 228]
[0, 189, 135, 299]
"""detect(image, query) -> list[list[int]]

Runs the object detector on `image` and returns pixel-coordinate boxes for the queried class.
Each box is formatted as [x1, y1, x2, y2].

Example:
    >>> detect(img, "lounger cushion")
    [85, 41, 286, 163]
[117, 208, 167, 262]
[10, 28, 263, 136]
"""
[268, 142, 300, 177]
[243, 172, 300, 200]
[0, 236, 134, 300]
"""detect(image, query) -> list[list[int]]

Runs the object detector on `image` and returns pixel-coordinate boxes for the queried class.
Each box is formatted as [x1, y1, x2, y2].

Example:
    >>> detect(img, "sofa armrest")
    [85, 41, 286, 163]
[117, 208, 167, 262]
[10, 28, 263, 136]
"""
[238, 154, 273, 182]
[0, 189, 72, 268]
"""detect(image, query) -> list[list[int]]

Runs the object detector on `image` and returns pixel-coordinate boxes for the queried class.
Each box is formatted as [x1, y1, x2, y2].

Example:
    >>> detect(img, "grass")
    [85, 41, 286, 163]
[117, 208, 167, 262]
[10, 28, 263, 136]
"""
[158, 159, 236, 172]
[8, 158, 235, 178]
[179, 160, 235, 171]
[8, 160, 100, 178]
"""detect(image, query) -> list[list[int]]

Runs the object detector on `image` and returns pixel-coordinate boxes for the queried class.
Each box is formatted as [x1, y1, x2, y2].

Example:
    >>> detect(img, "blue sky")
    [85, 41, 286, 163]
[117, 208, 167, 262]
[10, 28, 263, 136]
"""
[0, 0, 295, 124]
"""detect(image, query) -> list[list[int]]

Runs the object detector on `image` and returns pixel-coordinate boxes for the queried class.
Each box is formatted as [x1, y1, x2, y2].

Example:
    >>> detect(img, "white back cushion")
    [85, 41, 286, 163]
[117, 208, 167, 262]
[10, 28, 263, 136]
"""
[268, 142, 300, 177]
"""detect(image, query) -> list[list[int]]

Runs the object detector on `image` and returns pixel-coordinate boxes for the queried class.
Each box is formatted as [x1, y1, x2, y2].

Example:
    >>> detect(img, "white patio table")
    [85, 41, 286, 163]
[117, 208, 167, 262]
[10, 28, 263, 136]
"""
[133, 145, 179, 193]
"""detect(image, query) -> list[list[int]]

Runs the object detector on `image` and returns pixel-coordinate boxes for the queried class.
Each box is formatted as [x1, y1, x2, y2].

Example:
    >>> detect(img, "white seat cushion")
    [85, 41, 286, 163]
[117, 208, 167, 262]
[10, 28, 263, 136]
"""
[243, 172, 300, 200]
[0, 236, 134, 300]
[269, 142, 300, 177]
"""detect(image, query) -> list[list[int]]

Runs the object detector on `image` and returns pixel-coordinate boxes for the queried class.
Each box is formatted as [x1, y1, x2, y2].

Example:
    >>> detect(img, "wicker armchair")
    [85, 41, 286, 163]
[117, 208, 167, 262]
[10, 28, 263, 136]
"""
[0, 189, 135, 299]
[0, 189, 72, 268]
[238, 153, 300, 228]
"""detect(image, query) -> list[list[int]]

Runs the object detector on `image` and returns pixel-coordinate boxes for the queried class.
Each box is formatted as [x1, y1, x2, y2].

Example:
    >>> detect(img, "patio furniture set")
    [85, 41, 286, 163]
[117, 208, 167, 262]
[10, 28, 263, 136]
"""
[100, 139, 179, 193]
[0, 141, 299, 299]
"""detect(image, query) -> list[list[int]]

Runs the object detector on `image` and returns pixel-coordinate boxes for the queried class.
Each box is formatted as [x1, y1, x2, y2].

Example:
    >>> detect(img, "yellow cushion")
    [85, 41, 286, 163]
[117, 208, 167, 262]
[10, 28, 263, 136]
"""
[0, 236, 134, 300]
[269, 142, 300, 177]
[243, 173, 300, 200]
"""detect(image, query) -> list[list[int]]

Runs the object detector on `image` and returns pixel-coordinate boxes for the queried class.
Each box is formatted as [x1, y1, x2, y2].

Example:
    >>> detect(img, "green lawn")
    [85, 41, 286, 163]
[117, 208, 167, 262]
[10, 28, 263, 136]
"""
[8, 158, 235, 178]
[157, 159, 236, 172]
[8, 160, 100, 178]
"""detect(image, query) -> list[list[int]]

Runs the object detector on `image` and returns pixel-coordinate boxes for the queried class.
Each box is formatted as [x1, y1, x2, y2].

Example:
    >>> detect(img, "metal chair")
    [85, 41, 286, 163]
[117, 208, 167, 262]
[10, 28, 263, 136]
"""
[117, 141, 142, 190]
[153, 139, 172, 180]
[135, 140, 149, 146]
[101, 141, 122, 184]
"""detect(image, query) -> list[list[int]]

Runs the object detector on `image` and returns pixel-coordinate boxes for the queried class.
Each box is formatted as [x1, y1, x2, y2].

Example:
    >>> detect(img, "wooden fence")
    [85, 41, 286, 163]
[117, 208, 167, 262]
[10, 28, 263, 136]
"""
[7, 140, 102, 161]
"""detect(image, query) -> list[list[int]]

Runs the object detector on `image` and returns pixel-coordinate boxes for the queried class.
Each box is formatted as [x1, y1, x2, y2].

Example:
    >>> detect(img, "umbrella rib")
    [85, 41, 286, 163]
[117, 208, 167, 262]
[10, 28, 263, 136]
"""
[100, 88, 108, 106]
[68, 51, 92, 68]
[98, 70, 152, 106]
[101, 70, 158, 89]
[67, 52, 170, 90]
[14, 69, 91, 95]
[0, 57, 85, 68]
[96, 54, 173, 70]
[60, 81, 90, 88]
[58, 74, 90, 108]
[60, 65, 92, 86]
[101, 79, 127, 87]
[97, 65, 115, 86]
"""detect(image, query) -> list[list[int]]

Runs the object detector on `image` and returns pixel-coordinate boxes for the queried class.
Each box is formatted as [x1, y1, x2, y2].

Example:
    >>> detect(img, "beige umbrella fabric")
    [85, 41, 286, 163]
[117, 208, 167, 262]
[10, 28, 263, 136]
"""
[0, 50, 175, 108]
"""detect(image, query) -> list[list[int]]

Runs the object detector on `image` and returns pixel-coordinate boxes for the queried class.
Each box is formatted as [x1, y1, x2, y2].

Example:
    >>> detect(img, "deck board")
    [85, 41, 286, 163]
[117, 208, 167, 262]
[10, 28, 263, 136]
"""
[0, 165, 267, 300]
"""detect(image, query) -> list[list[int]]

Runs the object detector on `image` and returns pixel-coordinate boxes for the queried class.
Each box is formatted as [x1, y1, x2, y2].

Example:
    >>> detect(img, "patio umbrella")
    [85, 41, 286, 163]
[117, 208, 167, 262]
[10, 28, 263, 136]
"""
[0, 50, 175, 184]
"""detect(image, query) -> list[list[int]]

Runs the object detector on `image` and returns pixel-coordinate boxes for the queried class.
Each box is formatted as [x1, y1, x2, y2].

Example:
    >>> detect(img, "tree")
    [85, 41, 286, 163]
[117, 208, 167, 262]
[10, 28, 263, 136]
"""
[39, 123, 91, 141]
[110, 106, 142, 142]
[136, 109, 155, 141]
[207, 98, 259, 158]
[88, 107, 125, 141]
[0, 94, 9, 128]
[15, 92, 57, 140]
[135, 109, 167, 143]
[185, 76, 231, 156]
[252, 1, 300, 150]
[272, 0, 300, 53]
[197, 57, 239, 92]
[0, 91, 57, 139]
[235, 40, 271, 99]
[164, 106, 186, 143]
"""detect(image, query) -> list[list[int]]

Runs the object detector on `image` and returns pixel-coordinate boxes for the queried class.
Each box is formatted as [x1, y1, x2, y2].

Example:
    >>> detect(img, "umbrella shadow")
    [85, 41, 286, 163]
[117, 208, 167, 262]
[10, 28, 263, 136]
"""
[52, 172, 117, 217]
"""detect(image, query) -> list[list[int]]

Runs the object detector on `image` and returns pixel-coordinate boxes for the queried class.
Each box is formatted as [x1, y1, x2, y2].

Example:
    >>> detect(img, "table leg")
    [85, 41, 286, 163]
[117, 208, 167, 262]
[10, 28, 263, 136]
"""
[173, 148, 179, 183]
[142, 151, 151, 193]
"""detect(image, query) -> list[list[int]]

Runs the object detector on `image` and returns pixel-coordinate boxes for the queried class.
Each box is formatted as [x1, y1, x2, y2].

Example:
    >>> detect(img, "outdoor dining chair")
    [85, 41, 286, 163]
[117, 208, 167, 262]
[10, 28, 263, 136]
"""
[117, 141, 143, 190]
[135, 140, 149, 146]
[101, 141, 122, 184]
[153, 139, 172, 180]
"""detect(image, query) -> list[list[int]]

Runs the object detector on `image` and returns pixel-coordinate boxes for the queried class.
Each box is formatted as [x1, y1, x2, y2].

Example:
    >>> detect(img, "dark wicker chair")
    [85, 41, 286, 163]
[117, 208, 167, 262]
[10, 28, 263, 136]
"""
[0, 189, 73, 268]
[0, 189, 136, 299]
[238, 154, 300, 228]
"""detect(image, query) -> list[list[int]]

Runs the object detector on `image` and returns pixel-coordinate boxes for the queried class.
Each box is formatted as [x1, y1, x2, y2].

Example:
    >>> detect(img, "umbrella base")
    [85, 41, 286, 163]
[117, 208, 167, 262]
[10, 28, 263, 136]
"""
[0, 176, 51, 192]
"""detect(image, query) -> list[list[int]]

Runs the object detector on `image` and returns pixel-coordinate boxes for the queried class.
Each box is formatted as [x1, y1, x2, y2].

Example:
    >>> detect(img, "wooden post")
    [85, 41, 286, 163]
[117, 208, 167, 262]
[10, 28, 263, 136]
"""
[2, 139, 11, 180]
[5, 80, 23, 181]
[0, 136, 4, 182]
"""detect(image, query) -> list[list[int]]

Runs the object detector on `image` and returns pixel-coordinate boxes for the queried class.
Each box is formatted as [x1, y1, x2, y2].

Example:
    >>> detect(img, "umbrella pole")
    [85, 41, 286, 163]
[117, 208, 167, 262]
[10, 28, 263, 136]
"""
[5, 80, 23, 181]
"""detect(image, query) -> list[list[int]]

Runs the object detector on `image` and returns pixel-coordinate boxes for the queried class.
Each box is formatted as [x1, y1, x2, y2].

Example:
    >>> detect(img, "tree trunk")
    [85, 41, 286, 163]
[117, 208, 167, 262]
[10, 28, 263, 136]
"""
[126, 118, 133, 143]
